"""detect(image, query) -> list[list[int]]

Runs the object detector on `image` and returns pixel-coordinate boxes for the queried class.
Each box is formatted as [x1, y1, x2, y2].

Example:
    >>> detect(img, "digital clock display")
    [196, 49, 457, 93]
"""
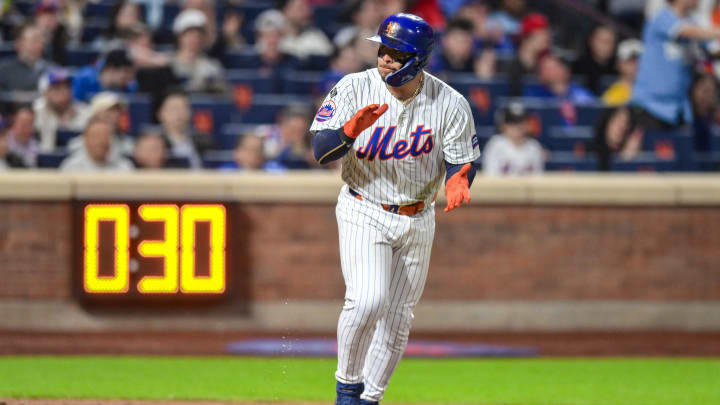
[74, 202, 237, 304]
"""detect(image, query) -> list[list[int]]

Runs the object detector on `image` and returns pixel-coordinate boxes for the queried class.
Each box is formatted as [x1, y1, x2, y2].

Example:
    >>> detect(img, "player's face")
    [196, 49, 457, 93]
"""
[377, 45, 413, 78]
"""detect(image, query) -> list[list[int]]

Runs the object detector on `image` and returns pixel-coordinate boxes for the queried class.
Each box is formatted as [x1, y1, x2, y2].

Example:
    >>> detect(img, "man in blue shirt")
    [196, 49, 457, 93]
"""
[632, 0, 720, 129]
[524, 52, 596, 105]
[73, 49, 138, 102]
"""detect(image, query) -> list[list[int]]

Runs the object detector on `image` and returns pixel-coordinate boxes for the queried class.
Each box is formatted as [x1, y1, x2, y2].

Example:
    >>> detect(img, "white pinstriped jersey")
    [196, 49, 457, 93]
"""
[310, 68, 480, 206]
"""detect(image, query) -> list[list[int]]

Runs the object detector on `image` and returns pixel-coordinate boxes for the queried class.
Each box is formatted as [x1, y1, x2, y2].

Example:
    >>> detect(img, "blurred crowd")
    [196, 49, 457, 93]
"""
[0, 0, 718, 174]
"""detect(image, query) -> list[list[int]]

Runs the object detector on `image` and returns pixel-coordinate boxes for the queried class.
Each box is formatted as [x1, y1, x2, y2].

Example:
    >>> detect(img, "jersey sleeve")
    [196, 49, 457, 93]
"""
[309, 75, 356, 133]
[442, 97, 481, 165]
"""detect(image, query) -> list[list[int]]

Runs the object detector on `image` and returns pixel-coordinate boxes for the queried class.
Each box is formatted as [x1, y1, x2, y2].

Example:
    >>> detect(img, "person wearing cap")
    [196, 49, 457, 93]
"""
[482, 102, 544, 176]
[0, 23, 52, 92]
[72, 48, 138, 102]
[508, 12, 552, 96]
[602, 39, 644, 107]
[632, 0, 720, 130]
[33, 69, 91, 152]
[170, 9, 228, 94]
[68, 92, 134, 159]
[60, 117, 135, 172]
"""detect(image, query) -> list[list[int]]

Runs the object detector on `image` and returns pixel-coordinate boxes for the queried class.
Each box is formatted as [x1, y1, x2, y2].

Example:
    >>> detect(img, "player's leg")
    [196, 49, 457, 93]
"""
[360, 209, 435, 402]
[334, 188, 397, 393]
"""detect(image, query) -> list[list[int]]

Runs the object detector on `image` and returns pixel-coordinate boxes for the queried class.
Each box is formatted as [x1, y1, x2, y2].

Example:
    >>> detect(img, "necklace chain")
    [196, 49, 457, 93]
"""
[402, 74, 424, 104]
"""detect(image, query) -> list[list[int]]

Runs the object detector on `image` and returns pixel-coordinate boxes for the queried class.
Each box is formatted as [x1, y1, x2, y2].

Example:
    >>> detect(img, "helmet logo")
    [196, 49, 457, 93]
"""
[385, 21, 400, 38]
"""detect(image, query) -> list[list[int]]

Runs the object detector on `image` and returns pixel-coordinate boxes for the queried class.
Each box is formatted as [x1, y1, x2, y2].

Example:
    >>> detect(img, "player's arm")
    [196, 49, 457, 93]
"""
[444, 160, 481, 212]
[312, 104, 388, 164]
[442, 100, 482, 212]
[676, 24, 720, 41]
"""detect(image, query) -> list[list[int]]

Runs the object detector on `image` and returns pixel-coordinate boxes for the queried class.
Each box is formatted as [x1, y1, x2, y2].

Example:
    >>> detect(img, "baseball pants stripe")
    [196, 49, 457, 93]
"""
[334, 185, 435, 401]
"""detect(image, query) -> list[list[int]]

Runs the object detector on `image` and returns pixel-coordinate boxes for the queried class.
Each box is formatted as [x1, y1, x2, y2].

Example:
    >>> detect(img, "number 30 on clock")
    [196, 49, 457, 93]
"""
[83, 204, 227, 295]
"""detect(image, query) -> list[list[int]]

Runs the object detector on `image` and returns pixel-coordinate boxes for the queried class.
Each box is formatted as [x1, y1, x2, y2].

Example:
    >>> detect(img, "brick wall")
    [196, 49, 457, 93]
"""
[2, 201, 717, 303]
[0, 202, 73, 300]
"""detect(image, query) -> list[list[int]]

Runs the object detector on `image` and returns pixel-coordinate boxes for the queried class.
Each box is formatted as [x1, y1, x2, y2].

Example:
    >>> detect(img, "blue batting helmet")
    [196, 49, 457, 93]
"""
[367, 13, 434, 87]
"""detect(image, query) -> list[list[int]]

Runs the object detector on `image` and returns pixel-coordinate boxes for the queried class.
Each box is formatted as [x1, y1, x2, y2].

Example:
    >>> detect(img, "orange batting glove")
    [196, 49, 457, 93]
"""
[344, 104, 389, 138]
[444, 163, 472, 212]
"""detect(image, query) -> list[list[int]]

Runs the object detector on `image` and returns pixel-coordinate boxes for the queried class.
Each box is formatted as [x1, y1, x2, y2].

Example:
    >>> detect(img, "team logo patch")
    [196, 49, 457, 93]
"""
[472, 134, 479, 150]
[315, 100, 337, 122]
[385, 21, 400, 37]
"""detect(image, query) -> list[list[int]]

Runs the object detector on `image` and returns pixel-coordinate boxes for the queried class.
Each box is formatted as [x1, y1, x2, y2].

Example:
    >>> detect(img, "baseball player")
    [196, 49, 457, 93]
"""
[309, 13, 481, 405]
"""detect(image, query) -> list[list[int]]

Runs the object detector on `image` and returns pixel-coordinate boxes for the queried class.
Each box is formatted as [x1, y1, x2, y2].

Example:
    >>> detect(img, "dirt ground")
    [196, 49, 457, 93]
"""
[1, 330, 720, 356]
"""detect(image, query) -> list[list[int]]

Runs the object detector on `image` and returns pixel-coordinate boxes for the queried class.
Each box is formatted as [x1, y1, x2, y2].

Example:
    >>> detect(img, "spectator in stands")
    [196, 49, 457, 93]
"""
[221, 134, 266, 171]
[68, 92, 134, 158]
[0, 119, 26, 169]
[594, 106, 642, 171]
[33, 69, 91, 152]
[132, 129, 189, 169]
[127, 24, 170, 69]
[508, 13, 552, 96]
[0, 2, 25, 42]
[276, 0, 334, 60]
[93, 0, 145, 51]
[430, 18, 494, 79]
[73, 48, 138, 102]
[488, 0, 528, 37]
[59, 0, 85, 45]
[6, 105, 39, 167]
[454, 0, 509, 49]
[170, 9, 228, 94]
[33, 1, 68, 66]
[322, 35, 362, 94]
[262, 104, 315, 169]
[690, 73, 719, 152]
[125, 24, 181, 114]
[632, 0, 720, 130]
[60, 118, 135, 171]
[157, 91, 211, 170]
[525, 53, 596, 105]
[252, 9, 299, 92]
[334, 0, 384, 69]
[0, 23, 51, 92]
[572, 25, 618, 95]
[603, 39, 644, 107]
[482, 102, 544, 176]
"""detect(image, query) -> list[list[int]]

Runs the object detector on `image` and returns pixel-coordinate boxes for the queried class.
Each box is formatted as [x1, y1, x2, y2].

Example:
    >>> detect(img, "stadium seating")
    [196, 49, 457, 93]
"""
[37, 150, 69, 168]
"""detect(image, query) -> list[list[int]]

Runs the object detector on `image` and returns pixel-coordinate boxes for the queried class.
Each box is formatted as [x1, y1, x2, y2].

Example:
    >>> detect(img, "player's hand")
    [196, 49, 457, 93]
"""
[344, 104, 389, 138]
[444, 163, 471, 213]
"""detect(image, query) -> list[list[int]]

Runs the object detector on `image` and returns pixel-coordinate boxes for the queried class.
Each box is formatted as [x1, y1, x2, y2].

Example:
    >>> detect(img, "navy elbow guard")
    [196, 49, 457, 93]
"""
[312, 128, 356, 164]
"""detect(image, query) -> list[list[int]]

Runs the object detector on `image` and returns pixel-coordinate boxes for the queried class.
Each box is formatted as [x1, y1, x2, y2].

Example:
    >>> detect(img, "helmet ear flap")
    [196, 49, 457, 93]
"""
[385, 55, 421, 87]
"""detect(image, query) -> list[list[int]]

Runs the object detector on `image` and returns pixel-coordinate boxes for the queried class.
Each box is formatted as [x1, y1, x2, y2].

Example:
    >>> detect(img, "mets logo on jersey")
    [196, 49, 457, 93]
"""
[356, 125, 434, 161]
[315, 100, 336, 122]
